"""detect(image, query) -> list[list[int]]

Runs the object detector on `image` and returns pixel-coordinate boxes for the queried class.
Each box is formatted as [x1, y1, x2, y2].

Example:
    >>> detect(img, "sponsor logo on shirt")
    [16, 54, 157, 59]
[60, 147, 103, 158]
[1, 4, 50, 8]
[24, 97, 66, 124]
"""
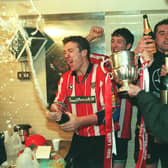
[68, 96, 96, 104]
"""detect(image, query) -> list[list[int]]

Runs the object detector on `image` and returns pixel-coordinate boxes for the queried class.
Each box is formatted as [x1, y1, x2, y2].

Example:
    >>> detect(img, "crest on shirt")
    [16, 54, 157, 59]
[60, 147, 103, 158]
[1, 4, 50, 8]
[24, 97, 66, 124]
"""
[91, 82, 95, 88]
[68, 84, 73, 89]
[152, 68, 160, 92]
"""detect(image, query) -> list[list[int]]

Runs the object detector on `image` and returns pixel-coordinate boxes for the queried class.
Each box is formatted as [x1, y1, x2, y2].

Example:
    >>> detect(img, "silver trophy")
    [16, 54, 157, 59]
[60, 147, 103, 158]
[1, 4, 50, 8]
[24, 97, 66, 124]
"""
[101, 50, 138, 97]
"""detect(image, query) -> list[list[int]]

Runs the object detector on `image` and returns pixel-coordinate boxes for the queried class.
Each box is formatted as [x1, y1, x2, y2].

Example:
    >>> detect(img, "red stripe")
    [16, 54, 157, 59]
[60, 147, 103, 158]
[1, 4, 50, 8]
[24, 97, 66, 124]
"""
[119, 100, 132, 139]
[90, 53, 109, 64]
[136, 63, 148, 168]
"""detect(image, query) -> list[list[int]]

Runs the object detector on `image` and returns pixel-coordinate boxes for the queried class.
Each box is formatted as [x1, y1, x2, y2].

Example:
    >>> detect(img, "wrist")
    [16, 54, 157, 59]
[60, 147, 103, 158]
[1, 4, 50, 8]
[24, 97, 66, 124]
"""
[134, 51, 142, 58]
[86, 35, 94, 42]
[136, 88, 142, 96]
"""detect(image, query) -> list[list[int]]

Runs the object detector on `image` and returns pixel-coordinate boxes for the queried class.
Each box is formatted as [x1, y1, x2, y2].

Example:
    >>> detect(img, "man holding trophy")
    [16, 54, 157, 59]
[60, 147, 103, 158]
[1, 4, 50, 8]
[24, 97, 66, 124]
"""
[87, 25, 155, 168]
[87, 26, 136, 168]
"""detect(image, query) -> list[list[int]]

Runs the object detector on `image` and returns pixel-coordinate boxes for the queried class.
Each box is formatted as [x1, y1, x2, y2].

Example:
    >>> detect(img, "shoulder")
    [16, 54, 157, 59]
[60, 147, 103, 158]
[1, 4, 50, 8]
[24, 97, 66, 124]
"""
[90, 53, 109, 64]
[92, 64, 109, 81]
[61, 70, 72, 78]
[97, 64, 108, 76]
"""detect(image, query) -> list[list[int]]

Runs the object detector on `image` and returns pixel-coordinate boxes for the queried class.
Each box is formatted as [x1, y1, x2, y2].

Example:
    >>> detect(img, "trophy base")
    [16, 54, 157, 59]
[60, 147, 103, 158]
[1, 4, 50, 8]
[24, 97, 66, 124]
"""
[117, 80, 130, 98]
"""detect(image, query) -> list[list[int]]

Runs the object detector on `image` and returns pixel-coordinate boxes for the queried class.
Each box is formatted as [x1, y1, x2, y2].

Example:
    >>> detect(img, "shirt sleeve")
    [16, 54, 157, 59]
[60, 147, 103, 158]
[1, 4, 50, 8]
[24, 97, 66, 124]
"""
[137, 91, 168, 143]
[53, 73, 69, 109]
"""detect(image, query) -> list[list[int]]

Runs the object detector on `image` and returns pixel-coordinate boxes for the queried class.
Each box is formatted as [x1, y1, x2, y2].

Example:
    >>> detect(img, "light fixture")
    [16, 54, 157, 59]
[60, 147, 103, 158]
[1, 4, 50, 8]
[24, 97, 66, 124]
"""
[9, 27, 48, 80]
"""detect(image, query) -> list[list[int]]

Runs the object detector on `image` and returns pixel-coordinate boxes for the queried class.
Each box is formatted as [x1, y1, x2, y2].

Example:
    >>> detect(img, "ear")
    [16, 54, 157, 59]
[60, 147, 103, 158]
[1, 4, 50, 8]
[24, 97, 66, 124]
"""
[81, 49, 88, 57]
[126, 43, 132, 50]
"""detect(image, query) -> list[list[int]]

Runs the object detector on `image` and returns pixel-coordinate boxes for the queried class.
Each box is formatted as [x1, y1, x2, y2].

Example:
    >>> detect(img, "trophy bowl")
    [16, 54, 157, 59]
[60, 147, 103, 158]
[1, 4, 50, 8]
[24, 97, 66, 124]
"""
[110, 50, 138, 97]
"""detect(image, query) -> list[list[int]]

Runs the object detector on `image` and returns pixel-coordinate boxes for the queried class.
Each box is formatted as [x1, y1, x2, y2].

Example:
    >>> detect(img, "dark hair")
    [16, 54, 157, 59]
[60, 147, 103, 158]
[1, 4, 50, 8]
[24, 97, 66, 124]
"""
[63, 35, 90, 61]
[154, 18, 168, 39]
[111, 28, 134, 48]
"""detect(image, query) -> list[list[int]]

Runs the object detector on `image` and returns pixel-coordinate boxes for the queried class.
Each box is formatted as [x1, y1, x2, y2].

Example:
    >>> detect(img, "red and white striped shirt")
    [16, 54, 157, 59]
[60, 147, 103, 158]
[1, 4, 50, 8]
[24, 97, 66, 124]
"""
[54, 63, 107, 137]
[90, 53, 133, 140]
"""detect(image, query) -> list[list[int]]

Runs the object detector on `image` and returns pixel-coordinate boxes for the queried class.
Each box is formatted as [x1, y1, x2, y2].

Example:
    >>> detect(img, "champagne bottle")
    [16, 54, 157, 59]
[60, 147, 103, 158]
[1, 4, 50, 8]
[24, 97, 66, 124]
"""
[160, 53, 168, 104]
[56, 113, 69, 124]
[143, 14, 154, 39]
[142, 14, 155, 63]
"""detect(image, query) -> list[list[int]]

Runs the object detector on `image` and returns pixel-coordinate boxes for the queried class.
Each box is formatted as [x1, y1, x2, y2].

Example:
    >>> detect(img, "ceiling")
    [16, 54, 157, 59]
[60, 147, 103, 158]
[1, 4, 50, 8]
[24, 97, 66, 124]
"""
[0, 0, 167, 17]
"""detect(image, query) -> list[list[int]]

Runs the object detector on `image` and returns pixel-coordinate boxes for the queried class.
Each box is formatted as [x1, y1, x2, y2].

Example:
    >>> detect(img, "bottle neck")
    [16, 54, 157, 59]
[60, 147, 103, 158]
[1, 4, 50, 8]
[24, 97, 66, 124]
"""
[143, 18, 152, 35]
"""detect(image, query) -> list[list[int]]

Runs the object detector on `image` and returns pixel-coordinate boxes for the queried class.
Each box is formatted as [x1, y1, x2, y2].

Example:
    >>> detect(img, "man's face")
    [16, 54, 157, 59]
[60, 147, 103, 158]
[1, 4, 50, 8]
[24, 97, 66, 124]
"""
[64, 41, 85, 72]
[155, 24, 168, 53]
[111, 35, 129, 53]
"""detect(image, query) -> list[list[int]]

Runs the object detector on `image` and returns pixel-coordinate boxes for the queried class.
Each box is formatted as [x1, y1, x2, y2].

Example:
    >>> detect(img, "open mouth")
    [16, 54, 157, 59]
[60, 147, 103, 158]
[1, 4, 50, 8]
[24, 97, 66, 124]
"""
[112, 49, 119, 53]
[67, 59, 73, 67]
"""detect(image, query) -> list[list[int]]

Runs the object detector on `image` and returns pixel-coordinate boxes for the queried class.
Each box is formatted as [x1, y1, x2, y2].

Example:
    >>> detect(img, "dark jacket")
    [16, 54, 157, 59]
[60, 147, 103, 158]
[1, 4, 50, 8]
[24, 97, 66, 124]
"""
[136, 90, 168, 143]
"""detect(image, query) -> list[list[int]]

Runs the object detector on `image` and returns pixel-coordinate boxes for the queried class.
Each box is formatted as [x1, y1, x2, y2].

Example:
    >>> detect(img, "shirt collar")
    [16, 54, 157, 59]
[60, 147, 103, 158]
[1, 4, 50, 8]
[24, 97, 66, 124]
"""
[72, 63, 93, 84]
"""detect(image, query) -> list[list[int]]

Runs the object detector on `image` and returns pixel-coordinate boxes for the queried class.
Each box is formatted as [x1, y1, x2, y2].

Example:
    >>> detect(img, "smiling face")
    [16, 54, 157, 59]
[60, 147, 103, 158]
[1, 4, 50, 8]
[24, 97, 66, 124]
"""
[64, 41, 88, 75]
[155, 24, 168, 53]
[111, 35, 131, 53]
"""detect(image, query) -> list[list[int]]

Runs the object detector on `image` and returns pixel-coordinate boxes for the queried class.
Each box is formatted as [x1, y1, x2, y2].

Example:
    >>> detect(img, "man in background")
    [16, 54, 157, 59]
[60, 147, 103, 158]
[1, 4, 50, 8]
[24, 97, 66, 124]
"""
[134, 18, 168, 168]
[87, 26, 134, 168]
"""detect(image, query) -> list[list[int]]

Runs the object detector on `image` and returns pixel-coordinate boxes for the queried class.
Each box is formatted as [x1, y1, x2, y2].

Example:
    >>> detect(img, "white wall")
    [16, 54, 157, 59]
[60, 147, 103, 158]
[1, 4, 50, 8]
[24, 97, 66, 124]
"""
[105, 13, 168, 55]
[1, 0, 167, 16]
[34, 0, 168, 15]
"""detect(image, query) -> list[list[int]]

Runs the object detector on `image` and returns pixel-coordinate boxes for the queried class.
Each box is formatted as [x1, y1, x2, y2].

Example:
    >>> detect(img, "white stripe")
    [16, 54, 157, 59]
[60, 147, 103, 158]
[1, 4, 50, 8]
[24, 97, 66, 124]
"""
[117, 98, 126, 138]
[144, 67, 149, 92]
[71, 76, 77, 116]
[112, 117, 117, 154]
[54, 77, 63, 102]
[99, 80, 104, 109]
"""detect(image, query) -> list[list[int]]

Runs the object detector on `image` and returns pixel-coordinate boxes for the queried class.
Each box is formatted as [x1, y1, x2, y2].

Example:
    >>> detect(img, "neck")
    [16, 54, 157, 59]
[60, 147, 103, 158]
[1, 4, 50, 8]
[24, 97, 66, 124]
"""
[157, 48, 168, 55]
[76, 60, 90, 76]
[165, 51, 168, 55]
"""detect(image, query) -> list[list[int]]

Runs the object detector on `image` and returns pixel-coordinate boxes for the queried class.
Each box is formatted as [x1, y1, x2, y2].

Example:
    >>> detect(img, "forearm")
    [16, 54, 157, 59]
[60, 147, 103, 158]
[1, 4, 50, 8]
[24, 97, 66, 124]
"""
[76, 113, 98, 127]
[136, 91, 168, 142]
[86, 35, 94, 42]
[59, 113, 98, 132]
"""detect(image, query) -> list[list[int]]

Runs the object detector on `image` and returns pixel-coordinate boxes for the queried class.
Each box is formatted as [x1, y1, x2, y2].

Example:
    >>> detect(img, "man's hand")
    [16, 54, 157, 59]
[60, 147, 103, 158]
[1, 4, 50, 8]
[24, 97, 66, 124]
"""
[59, 112, 98, 132]
[134, 35, 156, 67]
[134, 35, 156, 55]
[59, 112, 80, 132]
[46, 104, 63, 122]
[86, 26, 104, 42]
[160, 65, 168, 77]
[128, 84, 141, 97]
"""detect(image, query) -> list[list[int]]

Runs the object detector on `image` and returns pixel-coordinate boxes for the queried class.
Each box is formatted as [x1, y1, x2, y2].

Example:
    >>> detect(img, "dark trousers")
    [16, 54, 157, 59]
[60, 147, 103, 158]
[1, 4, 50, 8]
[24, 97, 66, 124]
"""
[65, 133, 105, 168]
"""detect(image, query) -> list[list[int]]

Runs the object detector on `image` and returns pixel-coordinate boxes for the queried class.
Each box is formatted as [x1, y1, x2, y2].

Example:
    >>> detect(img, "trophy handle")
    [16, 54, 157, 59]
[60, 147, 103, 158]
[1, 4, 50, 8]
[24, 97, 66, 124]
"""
[100, 59, 114, 80]
[137, 63, 149, 76]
